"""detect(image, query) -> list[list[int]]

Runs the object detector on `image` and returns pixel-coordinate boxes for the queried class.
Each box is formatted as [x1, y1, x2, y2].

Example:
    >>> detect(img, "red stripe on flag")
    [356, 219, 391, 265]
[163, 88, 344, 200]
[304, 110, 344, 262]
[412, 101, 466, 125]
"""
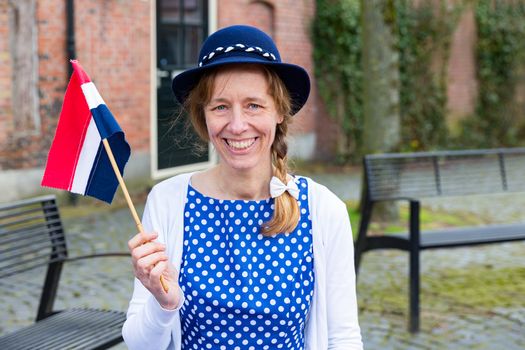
[71, 60, 92, 84]
[41, 68, 93, 191]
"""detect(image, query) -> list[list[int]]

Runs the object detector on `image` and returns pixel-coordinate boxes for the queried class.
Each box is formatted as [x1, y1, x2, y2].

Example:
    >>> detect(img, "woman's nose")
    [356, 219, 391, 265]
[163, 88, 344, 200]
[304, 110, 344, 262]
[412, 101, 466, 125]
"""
[227, 106, 248, 134]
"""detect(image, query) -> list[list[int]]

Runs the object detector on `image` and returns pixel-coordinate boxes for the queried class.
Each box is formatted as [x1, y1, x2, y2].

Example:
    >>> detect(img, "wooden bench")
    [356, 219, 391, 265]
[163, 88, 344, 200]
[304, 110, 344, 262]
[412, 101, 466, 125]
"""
[0, 195, 129, 349]
[354, 148, 525, 332]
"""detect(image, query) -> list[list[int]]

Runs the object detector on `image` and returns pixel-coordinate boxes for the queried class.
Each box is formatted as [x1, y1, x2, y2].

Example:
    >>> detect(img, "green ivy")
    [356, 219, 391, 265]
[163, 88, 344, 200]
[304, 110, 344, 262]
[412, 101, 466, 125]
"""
[397, 0, 462, 151]
[458, 0, 525, 148]
[312, 0, 460, 161]
[311, 0, 363, 162]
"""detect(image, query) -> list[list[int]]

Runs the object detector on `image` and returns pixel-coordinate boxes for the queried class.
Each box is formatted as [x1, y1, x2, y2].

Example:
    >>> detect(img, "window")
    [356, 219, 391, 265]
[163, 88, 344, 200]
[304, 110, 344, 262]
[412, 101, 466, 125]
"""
[154, 0, 213, 177]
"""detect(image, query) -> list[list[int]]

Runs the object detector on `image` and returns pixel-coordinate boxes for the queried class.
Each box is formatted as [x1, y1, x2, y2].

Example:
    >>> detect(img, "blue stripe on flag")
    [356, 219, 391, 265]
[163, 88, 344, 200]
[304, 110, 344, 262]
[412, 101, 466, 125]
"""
[83, 104, 131, 203]
[91, 104, 123, 139]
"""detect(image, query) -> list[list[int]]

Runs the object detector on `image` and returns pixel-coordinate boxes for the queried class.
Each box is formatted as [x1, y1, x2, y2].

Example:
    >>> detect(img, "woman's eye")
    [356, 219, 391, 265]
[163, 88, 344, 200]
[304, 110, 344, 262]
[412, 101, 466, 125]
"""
[213, 105, 227, 111]
[248, 103, 261, 110]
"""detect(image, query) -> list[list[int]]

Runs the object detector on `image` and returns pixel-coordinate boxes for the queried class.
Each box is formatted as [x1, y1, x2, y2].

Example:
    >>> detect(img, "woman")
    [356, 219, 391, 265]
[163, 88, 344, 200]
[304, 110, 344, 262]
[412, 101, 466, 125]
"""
[123, 25, 363, 349]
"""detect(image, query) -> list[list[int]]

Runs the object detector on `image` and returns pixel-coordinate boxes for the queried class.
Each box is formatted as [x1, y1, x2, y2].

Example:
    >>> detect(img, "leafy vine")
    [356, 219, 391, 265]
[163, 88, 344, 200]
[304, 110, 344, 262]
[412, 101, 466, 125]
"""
[312, 0, 363, 162]
[458, 0, 525, 147]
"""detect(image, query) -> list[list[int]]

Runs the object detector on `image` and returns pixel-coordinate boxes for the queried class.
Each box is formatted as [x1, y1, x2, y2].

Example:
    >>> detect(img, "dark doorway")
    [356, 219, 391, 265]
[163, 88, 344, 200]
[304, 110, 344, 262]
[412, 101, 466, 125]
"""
[156, 0, 209, 172]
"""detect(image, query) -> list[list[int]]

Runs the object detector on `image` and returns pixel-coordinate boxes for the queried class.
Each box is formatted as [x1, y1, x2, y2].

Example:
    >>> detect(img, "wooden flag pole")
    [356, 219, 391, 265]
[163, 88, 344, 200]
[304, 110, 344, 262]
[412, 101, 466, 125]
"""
[102, 139, 169, 293]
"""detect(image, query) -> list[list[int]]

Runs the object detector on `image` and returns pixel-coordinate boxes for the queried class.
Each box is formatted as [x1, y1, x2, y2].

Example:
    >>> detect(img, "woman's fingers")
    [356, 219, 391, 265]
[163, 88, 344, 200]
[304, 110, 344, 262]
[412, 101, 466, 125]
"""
[127, 231, 158, 251]
[150, 260, 168, 281]
[127, 231, 181, 305]
[136, 250, 168, 274]
[131, 241, 166, 261]
[128, 231, 168, 281]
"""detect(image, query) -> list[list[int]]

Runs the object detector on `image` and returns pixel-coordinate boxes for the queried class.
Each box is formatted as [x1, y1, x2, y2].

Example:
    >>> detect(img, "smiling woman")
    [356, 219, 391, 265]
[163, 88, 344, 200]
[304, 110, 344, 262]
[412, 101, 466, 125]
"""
[122, 25, 363, 350]
[186, 64, 298, 235]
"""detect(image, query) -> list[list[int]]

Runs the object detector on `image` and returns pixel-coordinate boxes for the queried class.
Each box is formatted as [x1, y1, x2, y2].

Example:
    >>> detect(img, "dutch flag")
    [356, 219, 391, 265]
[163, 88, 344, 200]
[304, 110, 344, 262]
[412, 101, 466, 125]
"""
[41, 60, 130, 203]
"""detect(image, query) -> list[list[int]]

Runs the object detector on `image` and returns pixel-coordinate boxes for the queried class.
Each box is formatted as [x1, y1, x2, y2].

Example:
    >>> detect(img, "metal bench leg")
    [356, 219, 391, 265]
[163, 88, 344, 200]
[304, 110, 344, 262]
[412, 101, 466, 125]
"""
[409, 200, 421, 332]
[355, 200, 373, 275]
[409, 244, 420, 332]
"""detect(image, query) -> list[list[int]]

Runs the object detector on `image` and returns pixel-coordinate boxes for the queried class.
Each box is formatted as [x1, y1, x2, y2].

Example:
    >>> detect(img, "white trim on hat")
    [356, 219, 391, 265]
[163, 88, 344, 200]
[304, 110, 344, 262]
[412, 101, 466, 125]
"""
[199, 44, 278, 67]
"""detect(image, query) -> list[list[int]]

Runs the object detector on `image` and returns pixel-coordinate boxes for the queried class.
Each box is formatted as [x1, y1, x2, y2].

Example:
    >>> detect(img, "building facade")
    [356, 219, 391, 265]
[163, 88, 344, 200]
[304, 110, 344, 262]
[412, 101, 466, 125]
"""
[1, 0, 332, 201]
[0, 0, 482, 201]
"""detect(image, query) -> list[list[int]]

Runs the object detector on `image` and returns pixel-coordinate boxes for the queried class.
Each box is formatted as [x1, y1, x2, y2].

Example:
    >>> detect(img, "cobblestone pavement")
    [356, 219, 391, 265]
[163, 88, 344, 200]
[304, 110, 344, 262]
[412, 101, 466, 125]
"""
[1, 173, 524, 349]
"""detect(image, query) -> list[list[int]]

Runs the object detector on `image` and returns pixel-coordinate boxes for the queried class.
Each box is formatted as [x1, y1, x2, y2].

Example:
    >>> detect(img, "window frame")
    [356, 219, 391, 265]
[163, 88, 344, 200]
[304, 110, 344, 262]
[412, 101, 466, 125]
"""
[150, 0, 217, 180]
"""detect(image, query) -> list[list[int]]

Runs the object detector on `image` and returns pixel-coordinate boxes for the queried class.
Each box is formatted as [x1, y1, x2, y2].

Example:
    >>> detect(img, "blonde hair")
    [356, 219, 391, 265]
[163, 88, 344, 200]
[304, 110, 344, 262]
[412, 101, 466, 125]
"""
[185, 64, 300, 235]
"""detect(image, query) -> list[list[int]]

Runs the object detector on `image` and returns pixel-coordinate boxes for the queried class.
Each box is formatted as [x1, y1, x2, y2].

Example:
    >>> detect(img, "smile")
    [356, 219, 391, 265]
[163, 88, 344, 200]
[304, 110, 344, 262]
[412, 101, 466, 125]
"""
[225, 138, 256, 150]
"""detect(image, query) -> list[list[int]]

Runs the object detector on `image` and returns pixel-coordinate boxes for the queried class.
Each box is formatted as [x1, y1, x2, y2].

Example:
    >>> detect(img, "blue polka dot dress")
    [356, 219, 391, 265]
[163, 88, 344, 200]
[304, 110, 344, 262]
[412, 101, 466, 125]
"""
[179, 177, 314, 350]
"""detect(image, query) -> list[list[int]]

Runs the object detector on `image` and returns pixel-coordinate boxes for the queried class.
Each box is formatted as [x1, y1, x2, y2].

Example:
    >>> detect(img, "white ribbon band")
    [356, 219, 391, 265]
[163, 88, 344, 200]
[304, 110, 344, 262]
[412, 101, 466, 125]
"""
[269, 176, 299, 200]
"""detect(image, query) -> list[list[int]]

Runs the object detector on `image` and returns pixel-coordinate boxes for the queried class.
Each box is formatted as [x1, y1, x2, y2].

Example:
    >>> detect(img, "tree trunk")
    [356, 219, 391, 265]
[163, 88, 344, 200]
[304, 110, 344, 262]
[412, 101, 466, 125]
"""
[361, 0, 400, 220]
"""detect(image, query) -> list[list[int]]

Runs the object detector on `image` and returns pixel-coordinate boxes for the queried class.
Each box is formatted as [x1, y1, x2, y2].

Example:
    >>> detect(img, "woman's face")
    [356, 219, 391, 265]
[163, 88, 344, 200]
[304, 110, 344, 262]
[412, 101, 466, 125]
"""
[204, 65, 283, 173]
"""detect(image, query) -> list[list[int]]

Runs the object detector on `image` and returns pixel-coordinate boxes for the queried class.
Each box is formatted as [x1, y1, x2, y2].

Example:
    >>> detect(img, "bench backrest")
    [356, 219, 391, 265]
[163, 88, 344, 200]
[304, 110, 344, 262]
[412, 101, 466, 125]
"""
[364, 148, 525, 201]
[0, 195, 67, 279]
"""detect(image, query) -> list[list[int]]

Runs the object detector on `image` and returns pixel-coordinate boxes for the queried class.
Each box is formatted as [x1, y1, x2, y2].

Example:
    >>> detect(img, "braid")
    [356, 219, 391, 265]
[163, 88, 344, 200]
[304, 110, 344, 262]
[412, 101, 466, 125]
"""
[261, 125, 301, 236]
[273, 125, 288, 180]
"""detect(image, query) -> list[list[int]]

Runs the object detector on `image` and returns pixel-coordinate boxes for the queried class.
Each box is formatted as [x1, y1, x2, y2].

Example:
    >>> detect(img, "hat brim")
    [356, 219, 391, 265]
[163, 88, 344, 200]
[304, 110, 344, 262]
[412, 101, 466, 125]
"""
[172, 57, 310, 115]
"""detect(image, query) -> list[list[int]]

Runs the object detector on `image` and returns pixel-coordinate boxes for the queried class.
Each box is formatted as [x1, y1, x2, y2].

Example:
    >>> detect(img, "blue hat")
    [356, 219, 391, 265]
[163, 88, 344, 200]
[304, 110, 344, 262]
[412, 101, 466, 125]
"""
[171, 25, 311, 115]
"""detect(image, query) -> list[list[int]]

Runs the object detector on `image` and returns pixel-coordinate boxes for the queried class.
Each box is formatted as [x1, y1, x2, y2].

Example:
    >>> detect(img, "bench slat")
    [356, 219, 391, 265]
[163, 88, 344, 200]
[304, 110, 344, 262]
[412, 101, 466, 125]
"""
[365, 148, 525, 200]
[0, 226, 63, 248]
[0, 309, 125, 350]
[0, 195, 56, 211]
[0, 249, 68, 278]
[0, 217, 62, 236]
[388, 223, 525, 249]
[0, 205, 56, 222]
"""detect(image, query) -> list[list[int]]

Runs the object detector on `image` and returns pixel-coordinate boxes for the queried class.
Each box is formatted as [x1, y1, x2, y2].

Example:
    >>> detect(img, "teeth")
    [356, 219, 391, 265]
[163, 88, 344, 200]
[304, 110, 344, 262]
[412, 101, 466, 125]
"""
[226, 138, 255, 150]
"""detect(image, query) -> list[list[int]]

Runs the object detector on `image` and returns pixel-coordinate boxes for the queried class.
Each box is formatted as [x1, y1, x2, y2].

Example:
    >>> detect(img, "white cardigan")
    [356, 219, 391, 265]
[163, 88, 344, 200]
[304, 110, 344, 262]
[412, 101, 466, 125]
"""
[122, 173, 363, 349]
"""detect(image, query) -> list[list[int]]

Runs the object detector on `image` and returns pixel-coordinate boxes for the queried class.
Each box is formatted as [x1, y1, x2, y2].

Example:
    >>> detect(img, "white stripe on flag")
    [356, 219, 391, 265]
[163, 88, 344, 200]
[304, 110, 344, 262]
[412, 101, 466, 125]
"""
[71, 118, 102, 194]
[81, 82, 106, 110]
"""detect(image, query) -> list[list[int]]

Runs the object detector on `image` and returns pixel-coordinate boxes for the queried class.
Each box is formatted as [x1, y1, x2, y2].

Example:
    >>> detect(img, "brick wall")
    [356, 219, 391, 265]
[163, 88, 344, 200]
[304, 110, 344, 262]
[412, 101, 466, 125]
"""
[0, 0, 150, 172]
[447, 5, 478, 124]
[74, 0, 151, 152]
[0, 0, 66, 170]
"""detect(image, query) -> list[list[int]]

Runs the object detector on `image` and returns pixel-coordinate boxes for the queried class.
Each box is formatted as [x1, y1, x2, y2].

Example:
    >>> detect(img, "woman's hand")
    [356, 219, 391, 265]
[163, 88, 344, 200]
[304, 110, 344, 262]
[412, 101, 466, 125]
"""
[128, 231, 182, 310]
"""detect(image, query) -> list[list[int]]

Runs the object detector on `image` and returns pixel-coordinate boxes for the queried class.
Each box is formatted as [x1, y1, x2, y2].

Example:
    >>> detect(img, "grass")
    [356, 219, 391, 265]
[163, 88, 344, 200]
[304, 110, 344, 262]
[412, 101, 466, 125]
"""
[345, 200, 482, 239]
[428, 266, 525, 309]
[359, 263, 525, 317]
